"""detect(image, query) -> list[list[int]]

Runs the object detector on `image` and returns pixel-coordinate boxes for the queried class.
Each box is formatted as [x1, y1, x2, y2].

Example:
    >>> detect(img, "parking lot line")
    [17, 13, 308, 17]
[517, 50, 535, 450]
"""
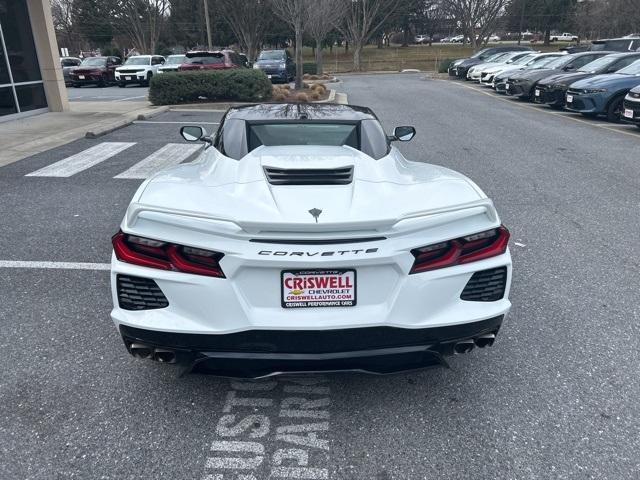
[446, 81, 640, 140]
[0, 260, 110, 270]
[114, 143, 202, 179]
[25, 142, 136, 177]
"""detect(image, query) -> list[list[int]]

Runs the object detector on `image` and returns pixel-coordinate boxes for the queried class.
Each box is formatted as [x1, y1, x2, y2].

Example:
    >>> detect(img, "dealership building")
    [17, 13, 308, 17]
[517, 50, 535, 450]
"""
[0, 0, 68, 120]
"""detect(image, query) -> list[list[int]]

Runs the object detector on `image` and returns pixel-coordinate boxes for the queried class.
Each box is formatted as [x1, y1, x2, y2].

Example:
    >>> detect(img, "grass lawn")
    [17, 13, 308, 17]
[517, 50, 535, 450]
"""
[302, 43, 569, 73]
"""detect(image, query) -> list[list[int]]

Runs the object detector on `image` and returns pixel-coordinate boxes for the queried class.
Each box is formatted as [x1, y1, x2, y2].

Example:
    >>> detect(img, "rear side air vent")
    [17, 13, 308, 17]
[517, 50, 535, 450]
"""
[264, 166, 354, 185]
[117, 275, 169, 311]
[460, 267, 507, 302]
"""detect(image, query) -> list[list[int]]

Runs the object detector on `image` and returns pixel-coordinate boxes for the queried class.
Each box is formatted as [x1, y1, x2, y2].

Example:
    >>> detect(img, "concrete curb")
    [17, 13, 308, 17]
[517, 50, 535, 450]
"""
[317, 89, 336, 103]
[85, 106, 169, 138]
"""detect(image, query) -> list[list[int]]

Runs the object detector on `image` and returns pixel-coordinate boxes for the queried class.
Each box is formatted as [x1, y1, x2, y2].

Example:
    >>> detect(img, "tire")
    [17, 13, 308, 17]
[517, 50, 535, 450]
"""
[98, 75, 107, 88]
[605, 95, 625, 123]
[118, 83, 126, 88]
[581, 112, 598, 118]
[145, 72, 153, 86]
[73, 83, 80, 88]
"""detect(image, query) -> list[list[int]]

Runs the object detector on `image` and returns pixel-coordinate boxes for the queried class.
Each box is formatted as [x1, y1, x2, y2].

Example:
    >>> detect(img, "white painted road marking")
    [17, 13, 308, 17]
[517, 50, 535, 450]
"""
[26, 142, 135, 177]
[132, 120, 220, 125]
[0, 261, 110, 270]
[114, 143, 202, 179]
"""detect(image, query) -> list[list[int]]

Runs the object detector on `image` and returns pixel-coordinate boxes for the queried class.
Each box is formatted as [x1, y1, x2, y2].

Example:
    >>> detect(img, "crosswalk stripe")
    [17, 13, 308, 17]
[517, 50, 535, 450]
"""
[113, 143, 202, 179]
[25, 142, 136, 177]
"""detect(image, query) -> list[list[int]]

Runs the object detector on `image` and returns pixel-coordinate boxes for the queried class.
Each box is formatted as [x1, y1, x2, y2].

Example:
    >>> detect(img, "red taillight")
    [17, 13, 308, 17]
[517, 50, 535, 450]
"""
[409, 226, 510, 274]
[112, 232, 225, 278]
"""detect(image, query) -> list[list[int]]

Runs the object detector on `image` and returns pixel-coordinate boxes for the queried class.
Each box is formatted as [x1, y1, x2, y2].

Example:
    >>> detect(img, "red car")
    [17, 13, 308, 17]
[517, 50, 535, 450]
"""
[69, 56, 121, 87]
[178, 50, 245, 71]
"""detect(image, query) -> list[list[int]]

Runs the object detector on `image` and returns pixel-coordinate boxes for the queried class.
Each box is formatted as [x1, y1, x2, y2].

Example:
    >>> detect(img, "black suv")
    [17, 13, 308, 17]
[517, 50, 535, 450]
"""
[253, 50, 295, 83]
[448, 46, 533, 79]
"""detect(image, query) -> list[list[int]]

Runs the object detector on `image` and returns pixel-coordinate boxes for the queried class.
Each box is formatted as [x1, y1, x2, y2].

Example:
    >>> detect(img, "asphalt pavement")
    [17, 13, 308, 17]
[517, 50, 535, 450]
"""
[1, 74, 639, 479]
[66, 83, 150, 102]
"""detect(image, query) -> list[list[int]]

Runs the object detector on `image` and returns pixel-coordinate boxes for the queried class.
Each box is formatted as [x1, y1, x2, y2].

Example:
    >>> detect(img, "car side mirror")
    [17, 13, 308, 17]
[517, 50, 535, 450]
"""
[181, 125, 207, 142]
[563, 65, 575, 71]
[391, 126, 416, 142]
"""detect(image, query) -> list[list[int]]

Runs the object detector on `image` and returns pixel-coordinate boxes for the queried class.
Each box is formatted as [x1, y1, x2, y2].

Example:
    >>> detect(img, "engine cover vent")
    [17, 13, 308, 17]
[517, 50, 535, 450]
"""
[264, 166, 354, 185]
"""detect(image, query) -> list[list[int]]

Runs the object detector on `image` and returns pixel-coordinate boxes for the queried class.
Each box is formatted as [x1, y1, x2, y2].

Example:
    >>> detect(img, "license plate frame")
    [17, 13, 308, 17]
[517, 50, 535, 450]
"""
[566, 94, 573, 103]
[78, 75, 85, 80]
[535, 89, 541, 97]
[623, 108, 634, 119]
[125, 76, 132, 81]
[281, 269, 357, 309]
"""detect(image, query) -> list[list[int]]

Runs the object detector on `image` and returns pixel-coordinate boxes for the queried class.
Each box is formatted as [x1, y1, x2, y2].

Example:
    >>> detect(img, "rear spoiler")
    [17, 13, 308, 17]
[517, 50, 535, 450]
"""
[124, 198, 499, 237]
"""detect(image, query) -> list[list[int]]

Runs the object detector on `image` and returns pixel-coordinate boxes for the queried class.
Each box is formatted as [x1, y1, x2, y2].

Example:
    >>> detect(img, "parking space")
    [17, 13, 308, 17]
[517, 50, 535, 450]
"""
[1, 76, 639, 479]
[449, 79, 640, 138]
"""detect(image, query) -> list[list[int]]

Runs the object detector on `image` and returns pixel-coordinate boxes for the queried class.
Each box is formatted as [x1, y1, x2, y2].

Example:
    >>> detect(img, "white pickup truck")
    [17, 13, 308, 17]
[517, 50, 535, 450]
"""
[550, 33, 578, 42]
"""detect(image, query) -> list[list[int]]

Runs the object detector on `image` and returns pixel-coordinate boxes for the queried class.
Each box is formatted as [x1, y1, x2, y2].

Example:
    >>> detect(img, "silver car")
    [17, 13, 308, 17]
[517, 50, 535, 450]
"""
[60, 57, 82, 86]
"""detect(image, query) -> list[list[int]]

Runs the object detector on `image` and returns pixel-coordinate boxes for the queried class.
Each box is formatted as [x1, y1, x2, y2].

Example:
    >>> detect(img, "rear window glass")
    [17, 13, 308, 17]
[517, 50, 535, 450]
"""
[186, 55, 224, 65]
[81, 58, 106, 66]
[248, 123, 359, 152]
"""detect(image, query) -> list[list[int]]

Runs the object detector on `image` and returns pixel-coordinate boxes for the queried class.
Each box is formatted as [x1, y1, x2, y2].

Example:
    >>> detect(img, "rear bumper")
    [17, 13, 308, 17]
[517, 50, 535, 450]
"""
[120, 315, 505, 377]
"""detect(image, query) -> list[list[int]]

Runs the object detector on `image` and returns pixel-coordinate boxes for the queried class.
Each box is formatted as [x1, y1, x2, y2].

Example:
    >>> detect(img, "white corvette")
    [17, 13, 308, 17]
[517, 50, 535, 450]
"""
[110, 104, 512, 377]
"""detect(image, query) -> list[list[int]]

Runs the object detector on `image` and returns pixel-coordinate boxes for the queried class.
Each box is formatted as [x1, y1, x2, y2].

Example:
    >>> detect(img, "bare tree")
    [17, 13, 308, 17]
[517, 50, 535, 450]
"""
[335, 0, 403, 71]
[271, 0, 309, 89]
[217, 0, 271, 63]
[51, 0, 81, 53]
[440, 0, 506, 49]
[306, 0, 347, 74]
[114, 0, 169, 54]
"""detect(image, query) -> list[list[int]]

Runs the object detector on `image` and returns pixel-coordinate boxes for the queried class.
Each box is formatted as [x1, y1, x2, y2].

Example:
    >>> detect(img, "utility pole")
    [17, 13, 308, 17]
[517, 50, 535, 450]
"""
[203, 0, 213, 50]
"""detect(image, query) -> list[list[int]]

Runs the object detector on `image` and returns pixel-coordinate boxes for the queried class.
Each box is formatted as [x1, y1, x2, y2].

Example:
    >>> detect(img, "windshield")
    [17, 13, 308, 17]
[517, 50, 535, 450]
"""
[166, 55, 185, 65]
[617, 59, 640, 75]
[526, 56, 560, 68]
[578, 56, 617, 73]
[258, 51, 286, 61]
[186, 55, 224, 65]
[124, 57, 151, 66]
[248, 123, 358, 151]
[544, 56, 574, 69]
[81, 58, 106, 66]
[512, 54, 536, 65]
[484, 53, 506, 63]
[471, 49, 490, 59]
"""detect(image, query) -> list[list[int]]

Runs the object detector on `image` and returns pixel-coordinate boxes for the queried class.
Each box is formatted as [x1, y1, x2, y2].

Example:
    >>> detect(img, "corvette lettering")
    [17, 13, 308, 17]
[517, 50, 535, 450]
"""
[259, 248, 378, 256]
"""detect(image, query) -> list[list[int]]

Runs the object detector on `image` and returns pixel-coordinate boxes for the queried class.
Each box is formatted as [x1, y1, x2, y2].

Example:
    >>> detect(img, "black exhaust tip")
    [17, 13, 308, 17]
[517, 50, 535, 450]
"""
[453, 340, 475, 355]
[154, 349, 176, 363]
[129, 343, 153, 359]
[475, 333, 496, 348]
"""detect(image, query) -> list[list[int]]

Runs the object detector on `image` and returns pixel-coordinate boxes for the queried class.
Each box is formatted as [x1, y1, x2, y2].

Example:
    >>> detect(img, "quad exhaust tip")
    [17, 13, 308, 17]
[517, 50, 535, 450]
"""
[129, 343, 153, 359]
[453, 339, 475, 355]
[475, 333, 496, 348]
[128, 343, 177, 363]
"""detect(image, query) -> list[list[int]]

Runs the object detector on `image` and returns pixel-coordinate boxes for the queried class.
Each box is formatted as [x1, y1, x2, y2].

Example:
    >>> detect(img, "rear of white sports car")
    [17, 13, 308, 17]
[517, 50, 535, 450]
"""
[110, 105, 512, 377]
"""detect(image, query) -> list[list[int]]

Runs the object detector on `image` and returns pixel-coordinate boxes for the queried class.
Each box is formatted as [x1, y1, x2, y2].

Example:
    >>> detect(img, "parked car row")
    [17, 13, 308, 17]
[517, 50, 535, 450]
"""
[60, 50, 250, 88]
[449, 45, 640, 128]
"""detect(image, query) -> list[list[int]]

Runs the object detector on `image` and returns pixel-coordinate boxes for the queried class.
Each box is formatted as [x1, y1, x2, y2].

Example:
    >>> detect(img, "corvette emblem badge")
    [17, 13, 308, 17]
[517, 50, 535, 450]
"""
[308, 208, 322, 223]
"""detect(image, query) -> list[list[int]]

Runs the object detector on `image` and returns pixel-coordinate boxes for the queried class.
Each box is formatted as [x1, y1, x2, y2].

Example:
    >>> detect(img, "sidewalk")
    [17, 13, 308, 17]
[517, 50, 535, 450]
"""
[0, 101, 167, 167]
